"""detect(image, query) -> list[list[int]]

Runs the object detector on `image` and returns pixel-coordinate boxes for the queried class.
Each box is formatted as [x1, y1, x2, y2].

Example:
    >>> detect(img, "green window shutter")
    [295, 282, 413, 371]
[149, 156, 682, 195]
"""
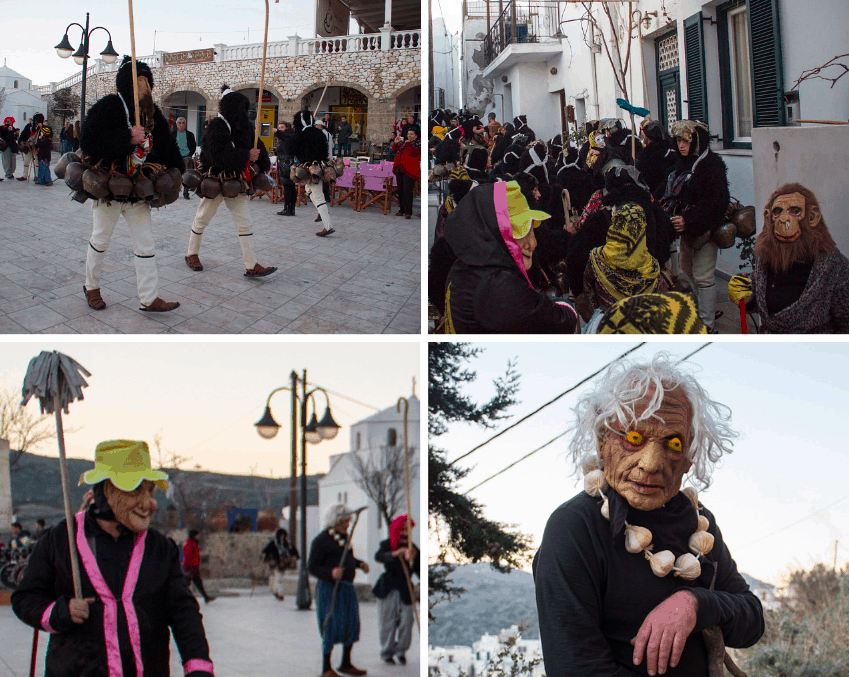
[683, 13, 708, 123]
[748, 0, 785, 127]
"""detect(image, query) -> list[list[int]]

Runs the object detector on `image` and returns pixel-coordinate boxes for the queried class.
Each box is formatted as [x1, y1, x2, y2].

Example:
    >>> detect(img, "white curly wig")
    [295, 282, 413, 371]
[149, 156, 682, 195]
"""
[322, 503, 350, 530]
[568, 353, 736, 491]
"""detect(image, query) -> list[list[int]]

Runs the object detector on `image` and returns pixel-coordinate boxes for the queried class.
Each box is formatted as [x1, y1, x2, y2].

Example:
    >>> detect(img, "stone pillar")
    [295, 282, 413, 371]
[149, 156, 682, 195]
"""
[0, 439, 12, 531]
[380, 26, 392, 51]
[288, 36, 300, 57]
[384, 0, 392, 28]
[213, 44, 226, 63]
[368, 97, 394, 143]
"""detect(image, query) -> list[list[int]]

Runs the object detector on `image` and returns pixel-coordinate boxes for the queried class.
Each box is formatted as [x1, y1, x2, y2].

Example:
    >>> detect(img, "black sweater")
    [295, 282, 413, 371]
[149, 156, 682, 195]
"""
[308, 529, 364, 584]
[12, 508, 212, 677]
[372, 539, 419, 604]
[534, 491, 763, 677]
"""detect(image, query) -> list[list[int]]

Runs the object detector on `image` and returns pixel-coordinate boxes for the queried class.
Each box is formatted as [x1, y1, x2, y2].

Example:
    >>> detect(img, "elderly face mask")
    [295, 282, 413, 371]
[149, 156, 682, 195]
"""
[104, 480, 158, 533]
[599, 387, 693, 511]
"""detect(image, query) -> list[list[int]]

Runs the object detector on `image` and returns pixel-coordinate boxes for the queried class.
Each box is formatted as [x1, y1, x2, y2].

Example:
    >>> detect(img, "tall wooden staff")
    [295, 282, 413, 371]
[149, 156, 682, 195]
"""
[396, 397, 420, 630]
[253, 0, 279, 150]
[21, 351, 91, 598]
[127, 0, 140, 127]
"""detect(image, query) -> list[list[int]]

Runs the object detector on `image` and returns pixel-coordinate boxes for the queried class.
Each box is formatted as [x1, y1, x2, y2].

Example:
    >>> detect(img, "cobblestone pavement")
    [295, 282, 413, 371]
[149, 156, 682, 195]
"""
[0, 584, 422, 677]
[0, 154, 421, 334]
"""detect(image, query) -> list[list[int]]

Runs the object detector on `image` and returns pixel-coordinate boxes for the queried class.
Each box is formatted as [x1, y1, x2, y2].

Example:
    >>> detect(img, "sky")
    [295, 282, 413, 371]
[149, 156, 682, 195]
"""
[1, 340, 419, 478]
[1, 0, 334, 87]
[433, 340, 849, 586]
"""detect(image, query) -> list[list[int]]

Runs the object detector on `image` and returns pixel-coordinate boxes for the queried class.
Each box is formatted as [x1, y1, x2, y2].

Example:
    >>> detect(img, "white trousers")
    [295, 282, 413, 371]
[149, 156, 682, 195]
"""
[377, 589, 414, 660]
[305, 180, 333, 229]
[87, 201, 159, 305]
[188, 193, 258, 269]
[22, 150, 35, 177]
[679, 238, 719, 329]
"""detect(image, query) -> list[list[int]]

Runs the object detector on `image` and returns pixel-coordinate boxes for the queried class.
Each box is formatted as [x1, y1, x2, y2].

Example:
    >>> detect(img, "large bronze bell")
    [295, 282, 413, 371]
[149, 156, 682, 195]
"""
[252, 173, 273, 193]
[153, 171, 175, 195]
[54, 152, 81, 180]
[711, 222, 737, 249]
[199, 176, 222, 199]
[109, 173, 134, 199]
[322, 166, 336, 183]
[295, 166, 309, 182]
[182, 169, 202, 189]
[71, 190, 90, 204]
[334, 158, 345, 175]
[64, 162, 86, 192]
[732, 206, 756, 238]
[221, 178, 242, 198]
[163, 189, 181, 205]
[166, 167, 183, 190]
[133, 173, 155, 199]
[82, 168, 111, 200]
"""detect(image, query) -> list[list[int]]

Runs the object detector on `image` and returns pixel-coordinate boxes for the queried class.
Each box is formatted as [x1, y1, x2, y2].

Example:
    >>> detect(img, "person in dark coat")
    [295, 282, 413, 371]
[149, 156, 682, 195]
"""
[373, 515, 419, 665]
[12, 439, 214, 677]
[660, 120, 730, 332]
[535, 358, 763, 677]
[170, 117, 197, 199]
[274, 122, 298, 217]
[186, 84, 277, 277]
[443, 180, 578, 333]
[309, 505, 369, 677]
[79, 56, 182, 313]
[636, 120, 676, 199]
[16, 112, 43, 180]
[1, 116, 20, 180]
[293, 109, 336, 237]
[261, 527, 299, 600]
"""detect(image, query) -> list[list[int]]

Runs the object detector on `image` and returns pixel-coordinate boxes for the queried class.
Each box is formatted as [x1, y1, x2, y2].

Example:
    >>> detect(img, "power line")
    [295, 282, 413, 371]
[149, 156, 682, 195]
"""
[307, 384, 380, 411]
[462, 343, 713, 493]
[449, 343, 646, 467]
[737, 493, 849, 550]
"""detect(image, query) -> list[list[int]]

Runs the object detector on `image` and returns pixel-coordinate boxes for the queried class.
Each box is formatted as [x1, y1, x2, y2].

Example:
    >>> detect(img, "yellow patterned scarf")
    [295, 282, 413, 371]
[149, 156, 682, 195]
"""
[589, 203, 659, 301]
[444, 166, 471, 214]
[598, 292, 706, 334]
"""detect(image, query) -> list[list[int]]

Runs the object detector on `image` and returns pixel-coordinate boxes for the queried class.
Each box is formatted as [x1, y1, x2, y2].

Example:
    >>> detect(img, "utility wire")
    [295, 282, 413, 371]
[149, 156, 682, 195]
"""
[308, 383, 380, 411]
[449, 343, 646, 467]
[737, 493, 849, 550]
[462, 343, 713, 494]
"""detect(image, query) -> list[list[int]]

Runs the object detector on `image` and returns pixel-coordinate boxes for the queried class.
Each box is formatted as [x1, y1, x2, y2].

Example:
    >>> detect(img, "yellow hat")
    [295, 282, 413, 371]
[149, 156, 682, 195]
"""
[79, 440, 169, 492]
[505, 181, 550, 239]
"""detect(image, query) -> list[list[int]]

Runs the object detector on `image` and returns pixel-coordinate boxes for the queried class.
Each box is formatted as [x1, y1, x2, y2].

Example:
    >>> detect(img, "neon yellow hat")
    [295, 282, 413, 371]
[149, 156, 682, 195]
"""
[505, 181, 550, 239]
[79, 440, 169, 492]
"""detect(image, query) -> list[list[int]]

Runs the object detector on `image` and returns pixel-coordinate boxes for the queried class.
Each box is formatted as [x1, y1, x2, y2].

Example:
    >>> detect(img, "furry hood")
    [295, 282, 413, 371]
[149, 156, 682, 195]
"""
[293, 110, 315, 132]
[116, 56, 154, 102]
[434, 137, 462, 165]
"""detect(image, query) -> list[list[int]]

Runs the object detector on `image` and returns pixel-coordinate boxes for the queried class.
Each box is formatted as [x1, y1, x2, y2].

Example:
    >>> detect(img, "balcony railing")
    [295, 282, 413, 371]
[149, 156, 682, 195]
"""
[483, 1, 562, 67]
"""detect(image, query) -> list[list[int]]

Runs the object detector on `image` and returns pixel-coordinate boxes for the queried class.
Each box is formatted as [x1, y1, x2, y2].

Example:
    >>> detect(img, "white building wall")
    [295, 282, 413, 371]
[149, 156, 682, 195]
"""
[433, 18, 461, 111]
[0, 69, 47, 129]
[462, 16, 493, 115]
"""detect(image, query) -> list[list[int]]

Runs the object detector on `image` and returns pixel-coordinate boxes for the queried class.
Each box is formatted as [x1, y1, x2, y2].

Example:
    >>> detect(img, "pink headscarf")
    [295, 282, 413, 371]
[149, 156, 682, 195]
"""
[389, 514, 415, 551]
[3, 117, 14, 126]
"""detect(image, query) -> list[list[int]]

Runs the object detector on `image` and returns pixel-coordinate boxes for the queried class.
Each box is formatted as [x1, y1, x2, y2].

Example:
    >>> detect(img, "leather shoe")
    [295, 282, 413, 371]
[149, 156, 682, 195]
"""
[315, 215, 322, 222]
[337, 666, 367, 676]
[185, 254, 203, 271]
[405, 215, 411, 219]
[83, 285, 106, 310]
[320, 670, 341, 677]
[244, 263, 278, 277]
[16, 177, 26, 181]
[316, 228, 335, 237]
[140, 297, 180, 312]
[395, 211, 404, 216]
[397, 656, 406, 665]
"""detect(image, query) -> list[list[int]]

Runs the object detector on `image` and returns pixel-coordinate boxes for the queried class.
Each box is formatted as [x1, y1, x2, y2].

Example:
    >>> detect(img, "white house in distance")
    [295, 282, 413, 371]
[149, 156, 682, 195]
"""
[428, 645, 474, 677]
[0, 62, 45, 129]
[318, 392, 420, 586]
[472, 626, 544, 677]
[463, 0, 849, 276]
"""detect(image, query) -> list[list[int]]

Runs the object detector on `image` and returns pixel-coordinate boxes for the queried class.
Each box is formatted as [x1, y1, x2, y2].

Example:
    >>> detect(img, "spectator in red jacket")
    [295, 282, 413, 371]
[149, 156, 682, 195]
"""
[392, 128, 421, 219]
[183, 530, 215, 604]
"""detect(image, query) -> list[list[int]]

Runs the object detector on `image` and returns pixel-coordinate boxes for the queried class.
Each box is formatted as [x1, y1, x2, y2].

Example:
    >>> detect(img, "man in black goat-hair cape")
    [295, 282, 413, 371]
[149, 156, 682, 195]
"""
[293, 109, 336, 237]
[79, 56, 181, 312]
[186, 85, 277, 277]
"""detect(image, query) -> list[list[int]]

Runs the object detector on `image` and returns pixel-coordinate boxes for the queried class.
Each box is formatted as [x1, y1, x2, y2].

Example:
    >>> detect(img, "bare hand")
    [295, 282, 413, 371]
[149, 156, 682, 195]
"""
[332, 567, 344, 580]
[670, 215, 685, 233]
[130, 126, 146, 145]
[249, 148, 260, 162]
[69, 597, 96, 624]
[631, 590, 698, 676]
[359, 562, 370, 574]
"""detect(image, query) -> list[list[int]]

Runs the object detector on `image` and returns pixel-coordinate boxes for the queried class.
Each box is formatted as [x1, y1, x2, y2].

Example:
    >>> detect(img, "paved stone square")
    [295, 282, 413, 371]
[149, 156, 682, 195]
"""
[0, 154, 421, 334]
[0, 582, 421, 677]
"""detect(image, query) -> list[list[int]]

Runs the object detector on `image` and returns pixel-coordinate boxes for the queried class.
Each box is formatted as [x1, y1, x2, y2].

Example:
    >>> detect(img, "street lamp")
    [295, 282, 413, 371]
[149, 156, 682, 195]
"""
[255, 369, 341, 609]
[55, 12, 119, 125]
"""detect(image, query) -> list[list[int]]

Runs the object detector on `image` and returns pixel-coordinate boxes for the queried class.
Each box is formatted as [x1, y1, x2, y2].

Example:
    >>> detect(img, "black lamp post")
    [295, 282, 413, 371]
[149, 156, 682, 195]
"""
[55, 12, 119, 124]
[255, 369, 341, 609]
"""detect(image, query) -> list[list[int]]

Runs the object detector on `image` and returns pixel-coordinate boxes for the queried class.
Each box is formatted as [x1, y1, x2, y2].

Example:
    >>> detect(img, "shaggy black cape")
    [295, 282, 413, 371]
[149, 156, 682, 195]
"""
[292, 109, 330, 164]
[636, 140, 676, 199]
[200, 87, 270, 175]
[567, 184, 675, 296]
[80, 58, 184, 172]
[433, 137, 461, 166]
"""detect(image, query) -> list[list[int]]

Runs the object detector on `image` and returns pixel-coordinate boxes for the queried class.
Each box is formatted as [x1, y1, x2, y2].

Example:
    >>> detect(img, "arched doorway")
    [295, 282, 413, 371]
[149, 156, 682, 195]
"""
[236, 87, 280, 152]
[302, 86, 369, 154]
[162, 90, 208, 143]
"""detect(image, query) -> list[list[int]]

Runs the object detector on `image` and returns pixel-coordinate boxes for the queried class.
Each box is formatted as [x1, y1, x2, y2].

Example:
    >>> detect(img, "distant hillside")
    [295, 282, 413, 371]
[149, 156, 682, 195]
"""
[9, 451, 321, 526]
[429, 563, 539, 648]
[428, 564, 776, 650]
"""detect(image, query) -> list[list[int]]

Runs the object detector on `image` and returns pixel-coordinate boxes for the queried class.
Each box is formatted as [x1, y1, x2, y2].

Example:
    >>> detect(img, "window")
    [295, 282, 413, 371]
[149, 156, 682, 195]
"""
[355, 431, 361, 449]
[728, 6, 753, 141]
[387, 428, 397, 446]
[13, 80, 18, 89]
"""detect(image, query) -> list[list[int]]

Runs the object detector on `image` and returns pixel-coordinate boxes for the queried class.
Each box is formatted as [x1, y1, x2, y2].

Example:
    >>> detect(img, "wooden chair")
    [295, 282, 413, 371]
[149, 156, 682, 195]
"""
[358, 162, 394, 214]
[297, 182, 309, 207]
[331, 166, 360, 209]
[250, 167, 280, 203]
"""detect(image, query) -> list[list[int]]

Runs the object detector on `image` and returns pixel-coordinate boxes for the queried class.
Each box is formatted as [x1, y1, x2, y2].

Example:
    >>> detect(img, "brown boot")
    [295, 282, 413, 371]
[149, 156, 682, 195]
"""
[320, 670, 341, 677]
[140, 297, 180, 312]
[244, 263, 278, 278]
[83, 285, 106, 310]
[337, 666, 367, 676]
[185, 254, 203, 271]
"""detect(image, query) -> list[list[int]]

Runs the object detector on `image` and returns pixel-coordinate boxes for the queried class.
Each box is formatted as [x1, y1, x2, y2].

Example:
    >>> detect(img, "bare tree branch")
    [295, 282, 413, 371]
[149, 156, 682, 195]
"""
[350, 445, 418, 534]
[792, 54, 849, 90]
[2, 380, 58, 467]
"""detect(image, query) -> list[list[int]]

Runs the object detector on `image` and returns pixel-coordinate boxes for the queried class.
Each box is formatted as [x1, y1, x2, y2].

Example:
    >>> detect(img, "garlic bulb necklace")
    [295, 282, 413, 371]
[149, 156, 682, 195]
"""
[584, 467, 713, 580]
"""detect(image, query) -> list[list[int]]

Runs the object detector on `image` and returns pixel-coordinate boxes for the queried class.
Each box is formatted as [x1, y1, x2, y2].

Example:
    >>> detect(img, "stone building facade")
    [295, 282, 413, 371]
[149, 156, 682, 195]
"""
[39, 32, 420, 149]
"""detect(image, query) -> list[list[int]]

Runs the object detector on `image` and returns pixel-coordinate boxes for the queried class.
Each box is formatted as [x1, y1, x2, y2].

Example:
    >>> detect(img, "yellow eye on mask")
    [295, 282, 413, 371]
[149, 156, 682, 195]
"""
[625, 431, 644, 445]
[667, 437, 683, 452]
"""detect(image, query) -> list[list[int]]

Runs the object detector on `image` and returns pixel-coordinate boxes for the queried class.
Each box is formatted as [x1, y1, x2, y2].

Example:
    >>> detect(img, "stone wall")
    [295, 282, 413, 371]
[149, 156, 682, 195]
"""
[47, 49, 420, 143]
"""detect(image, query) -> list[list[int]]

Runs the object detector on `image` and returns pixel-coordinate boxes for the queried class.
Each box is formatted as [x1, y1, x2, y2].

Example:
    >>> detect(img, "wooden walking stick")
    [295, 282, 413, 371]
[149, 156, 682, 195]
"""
[21, 351, 91, 599]
[321, 506, 367, 636]
[29, 627, 39, 677]
[397, 396, 420, 630]
[253, 0, 279, 150]
[127, 0, 141, 127]
[313, 81, 331, 121]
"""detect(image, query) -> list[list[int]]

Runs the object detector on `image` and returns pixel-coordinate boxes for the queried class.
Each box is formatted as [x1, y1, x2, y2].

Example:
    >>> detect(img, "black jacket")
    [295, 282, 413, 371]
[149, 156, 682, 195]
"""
[443, 182, 578, 334]
[308, 530, 364, 584]
[636, 140, 676, 199]
[170, 128, 197, 157]
[1, 125, 20, 153]
[336, 122, 353, 143]
[535, 491, 764, 677]
[372, 539, 419, 604]
[80, 95, 184, 173]
[12, 509, 213, 677]
[199, 117, 270, 176]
